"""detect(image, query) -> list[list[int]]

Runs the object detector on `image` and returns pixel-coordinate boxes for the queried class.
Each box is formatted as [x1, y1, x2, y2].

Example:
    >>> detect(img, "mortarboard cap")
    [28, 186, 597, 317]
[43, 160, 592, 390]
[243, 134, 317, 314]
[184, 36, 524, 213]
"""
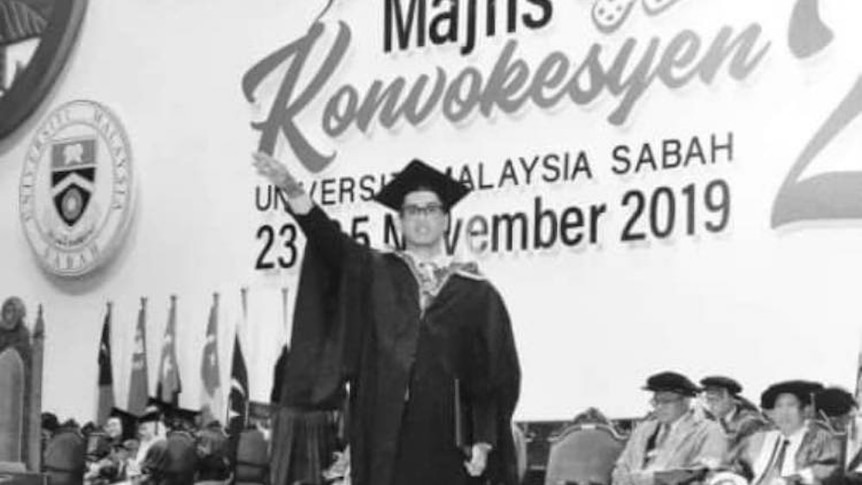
[760, 380, 823, 409]
[374, 159, 470, 212]
[138, 397, 167, 422]
[815, 387, 857, 417]
[109, 407, 138, 441]
[643, 371, 700, 397]
[700, 376, 743, 396]
[165, 406, 201, 424]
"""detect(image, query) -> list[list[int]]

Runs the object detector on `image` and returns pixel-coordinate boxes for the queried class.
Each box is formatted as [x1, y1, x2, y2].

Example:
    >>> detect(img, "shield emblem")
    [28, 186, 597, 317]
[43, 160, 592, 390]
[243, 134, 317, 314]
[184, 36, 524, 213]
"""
[0, 0, 88, 140]
[50, 138, 96, 227]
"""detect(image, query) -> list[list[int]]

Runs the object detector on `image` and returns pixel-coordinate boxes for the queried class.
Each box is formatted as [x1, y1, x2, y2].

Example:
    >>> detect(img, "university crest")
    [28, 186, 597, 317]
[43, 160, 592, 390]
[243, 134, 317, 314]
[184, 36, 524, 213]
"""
[19, 100, 135, 277]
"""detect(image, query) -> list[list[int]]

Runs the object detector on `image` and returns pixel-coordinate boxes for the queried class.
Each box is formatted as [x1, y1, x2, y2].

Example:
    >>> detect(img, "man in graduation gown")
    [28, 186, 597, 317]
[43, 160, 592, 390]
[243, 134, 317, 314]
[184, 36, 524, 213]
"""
[812, 386, 860, 485]
[85, 407, 138, 483]
[700, 376, 769, 454]
[139, 403, 201, 485]
[730, 380, 841, 485]
[612, 371, 727, 485]
[253, 153, 521, 485]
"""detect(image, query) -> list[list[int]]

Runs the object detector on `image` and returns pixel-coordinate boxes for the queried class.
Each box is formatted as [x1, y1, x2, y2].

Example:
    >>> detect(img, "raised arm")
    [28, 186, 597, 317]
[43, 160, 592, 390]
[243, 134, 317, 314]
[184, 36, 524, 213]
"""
[252, 151, 364, 271]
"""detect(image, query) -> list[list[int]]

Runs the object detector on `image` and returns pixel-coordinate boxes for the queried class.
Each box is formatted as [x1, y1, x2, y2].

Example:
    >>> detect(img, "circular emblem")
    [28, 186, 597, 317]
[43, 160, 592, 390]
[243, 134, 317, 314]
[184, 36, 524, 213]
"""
[18, 100, 135, 277]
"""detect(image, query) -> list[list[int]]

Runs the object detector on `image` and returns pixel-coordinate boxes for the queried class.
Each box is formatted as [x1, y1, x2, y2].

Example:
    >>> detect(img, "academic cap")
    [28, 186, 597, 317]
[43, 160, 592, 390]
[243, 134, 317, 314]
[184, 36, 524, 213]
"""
[643, 371, 700, 397]
[165, 406, 201, 424]
[138, 397, 168, 422]
[700, 376, 743, 396]
[146, 397, 200, 424]
[815, 387, 857, 417]
[108, 407, 138, 440]
[374, 159, 470, 212]
[760, 380, 823, 409]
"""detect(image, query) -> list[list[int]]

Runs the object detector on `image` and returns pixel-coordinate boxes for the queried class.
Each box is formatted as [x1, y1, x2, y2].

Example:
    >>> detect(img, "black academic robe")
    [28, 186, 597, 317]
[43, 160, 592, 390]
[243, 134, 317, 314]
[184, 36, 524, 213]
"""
[280, 206, 521, 485]
[141, 430, 198, 485]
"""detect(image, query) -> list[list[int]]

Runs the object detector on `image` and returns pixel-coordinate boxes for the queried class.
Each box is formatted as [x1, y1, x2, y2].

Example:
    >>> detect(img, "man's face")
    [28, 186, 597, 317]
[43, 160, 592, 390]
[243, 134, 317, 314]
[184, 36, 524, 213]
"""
[651, 391, 689, 424]
[105, 417, 123, 439]
[1, 302, 16, 327]
[400, 190, 448, 250]
[704, 387, 735, 419]
[828, 412, 854, 433]
[770, 393, 806, 435]
[138, 421, 157, 440]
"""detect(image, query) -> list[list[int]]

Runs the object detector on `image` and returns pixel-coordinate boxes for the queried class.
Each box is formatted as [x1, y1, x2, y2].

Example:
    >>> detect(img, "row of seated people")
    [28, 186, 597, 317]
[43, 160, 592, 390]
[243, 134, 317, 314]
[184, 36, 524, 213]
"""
[39, 398, 271, 485]
[544, 372, 861, 485]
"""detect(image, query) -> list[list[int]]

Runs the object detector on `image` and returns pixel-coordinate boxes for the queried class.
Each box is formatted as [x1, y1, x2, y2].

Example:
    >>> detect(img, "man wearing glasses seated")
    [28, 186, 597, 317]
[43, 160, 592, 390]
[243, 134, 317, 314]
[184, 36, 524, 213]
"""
[613, 371, 727, 485]
[700, 376, 769, 455]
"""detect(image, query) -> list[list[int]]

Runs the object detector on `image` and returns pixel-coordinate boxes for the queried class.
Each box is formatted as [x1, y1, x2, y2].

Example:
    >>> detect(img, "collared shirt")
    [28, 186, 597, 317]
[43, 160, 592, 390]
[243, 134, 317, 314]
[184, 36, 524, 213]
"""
[398, 250, 456, 313]
[779, 424, 809, 476]
[721, 406, 738, 430]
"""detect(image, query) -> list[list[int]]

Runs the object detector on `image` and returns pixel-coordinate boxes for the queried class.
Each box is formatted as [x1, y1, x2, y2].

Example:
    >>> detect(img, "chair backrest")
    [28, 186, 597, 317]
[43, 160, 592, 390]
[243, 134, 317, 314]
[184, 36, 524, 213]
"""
[545, 410, 627, 485]
[42, 428, 86, 485]
[0, 299, 45, 473]
[235, 428, 268, 484]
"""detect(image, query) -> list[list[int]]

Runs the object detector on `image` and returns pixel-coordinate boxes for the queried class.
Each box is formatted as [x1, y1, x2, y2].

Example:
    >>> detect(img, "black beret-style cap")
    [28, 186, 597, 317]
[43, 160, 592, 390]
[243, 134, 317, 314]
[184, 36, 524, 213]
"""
[760, 380, 823, 409]
[138, 396, 169, 422]
[144, 397, 200, 424]
[644, 371, 701, 397]
[815, 387, 857, 417]
[166, 407, 201, 424]
[109, 407, 138, 440]
[700, 376, 743, 395]
[374, 159, 470, 212]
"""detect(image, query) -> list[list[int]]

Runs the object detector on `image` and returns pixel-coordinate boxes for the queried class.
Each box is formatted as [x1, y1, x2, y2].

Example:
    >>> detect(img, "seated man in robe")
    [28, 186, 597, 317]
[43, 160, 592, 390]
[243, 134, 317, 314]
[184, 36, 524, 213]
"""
[138, 402, 200, 485]
[729, 380, 840, 485]
[85, 407, 138, 483]
[126, 403, 167, 482]
[701, 376, 769, 454]
[612, 371, 727, 485]
[813, 387, 860, 485]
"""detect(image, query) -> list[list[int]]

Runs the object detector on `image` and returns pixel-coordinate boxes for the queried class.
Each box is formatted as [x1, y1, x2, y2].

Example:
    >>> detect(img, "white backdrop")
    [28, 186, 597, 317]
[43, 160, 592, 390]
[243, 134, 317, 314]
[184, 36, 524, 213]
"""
[2, 0, 862, 422]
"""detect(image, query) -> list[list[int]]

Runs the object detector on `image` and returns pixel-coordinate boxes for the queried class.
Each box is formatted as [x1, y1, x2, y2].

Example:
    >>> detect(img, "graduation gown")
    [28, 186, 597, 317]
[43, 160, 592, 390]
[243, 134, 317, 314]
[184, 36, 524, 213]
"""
[140, 431, 198, 485]
[612, 410, 727, 485]
[279, 206, 521, 485]
[720, 406, 769, 454]
[733, 423, 841, 485]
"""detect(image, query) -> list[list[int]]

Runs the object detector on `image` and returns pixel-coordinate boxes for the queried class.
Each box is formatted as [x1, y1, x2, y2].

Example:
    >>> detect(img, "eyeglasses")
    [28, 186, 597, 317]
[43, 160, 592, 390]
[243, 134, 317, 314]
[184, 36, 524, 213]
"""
[401, 203, 444, 217]
[650, 396, 684, 407]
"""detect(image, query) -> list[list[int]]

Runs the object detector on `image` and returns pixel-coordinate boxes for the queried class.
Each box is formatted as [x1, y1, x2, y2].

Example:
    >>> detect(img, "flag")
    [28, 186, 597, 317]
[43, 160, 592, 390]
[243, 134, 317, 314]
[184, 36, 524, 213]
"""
[96, 302, 115, 424]
[128, 297, 149, 416]
[200, 292, 223, 425]
[850, 331, 862, 445]
[157, 295, 182, 405]
[227, 288, 249, 434]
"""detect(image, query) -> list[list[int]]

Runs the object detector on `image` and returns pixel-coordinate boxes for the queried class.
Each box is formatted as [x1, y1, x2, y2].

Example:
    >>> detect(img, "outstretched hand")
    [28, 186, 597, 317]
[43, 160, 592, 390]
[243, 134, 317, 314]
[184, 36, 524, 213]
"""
[251, 151, 313, 213]
[251, 151, 303, 196]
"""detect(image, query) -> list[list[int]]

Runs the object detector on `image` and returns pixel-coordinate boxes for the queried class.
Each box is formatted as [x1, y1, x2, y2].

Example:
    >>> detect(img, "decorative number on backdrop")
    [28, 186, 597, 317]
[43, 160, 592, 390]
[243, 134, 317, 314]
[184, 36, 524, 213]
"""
[772, 0, 862, 228]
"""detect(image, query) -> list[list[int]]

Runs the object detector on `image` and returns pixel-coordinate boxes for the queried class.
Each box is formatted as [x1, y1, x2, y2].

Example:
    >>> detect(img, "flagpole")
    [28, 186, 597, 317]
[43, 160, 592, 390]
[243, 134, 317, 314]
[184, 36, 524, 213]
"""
[282, 287, 290, 350]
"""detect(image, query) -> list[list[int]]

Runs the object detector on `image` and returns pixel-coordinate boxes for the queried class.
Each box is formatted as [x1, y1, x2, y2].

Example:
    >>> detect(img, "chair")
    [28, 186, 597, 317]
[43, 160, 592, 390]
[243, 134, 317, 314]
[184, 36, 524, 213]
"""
[42, 426, 86, 485]
[0, 298, 46, 483]
[544, 408, 627, 485]
[235, 428, 269, 485]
